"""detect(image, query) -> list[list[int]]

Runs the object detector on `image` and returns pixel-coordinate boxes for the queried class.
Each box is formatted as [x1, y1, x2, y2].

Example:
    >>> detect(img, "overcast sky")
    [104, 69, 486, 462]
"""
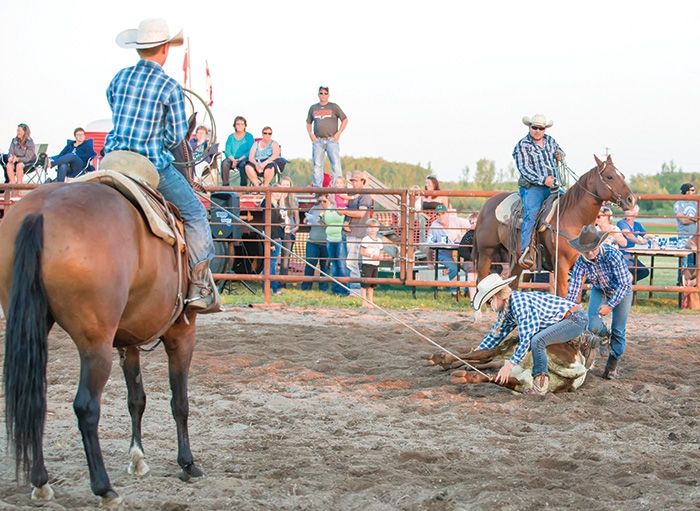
[1, 1, 698, 184]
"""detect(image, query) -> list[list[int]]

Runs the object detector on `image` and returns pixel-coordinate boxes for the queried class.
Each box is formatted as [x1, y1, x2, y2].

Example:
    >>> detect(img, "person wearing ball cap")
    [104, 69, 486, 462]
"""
[472, 273, 587, 395]
[566, 225, 632, 380]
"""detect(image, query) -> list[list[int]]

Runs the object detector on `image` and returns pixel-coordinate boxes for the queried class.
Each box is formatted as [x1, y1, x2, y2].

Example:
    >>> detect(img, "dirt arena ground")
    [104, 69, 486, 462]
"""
[1, 306, 700, 510]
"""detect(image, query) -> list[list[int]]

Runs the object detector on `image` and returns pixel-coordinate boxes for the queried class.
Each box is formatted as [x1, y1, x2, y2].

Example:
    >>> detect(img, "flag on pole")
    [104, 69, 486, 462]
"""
[205, 60, 213, 106]
[182, 46, 189, 86]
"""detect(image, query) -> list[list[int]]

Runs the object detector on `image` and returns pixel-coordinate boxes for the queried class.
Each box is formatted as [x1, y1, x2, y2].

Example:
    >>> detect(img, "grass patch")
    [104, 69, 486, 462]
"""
[220, 281, 697, 314]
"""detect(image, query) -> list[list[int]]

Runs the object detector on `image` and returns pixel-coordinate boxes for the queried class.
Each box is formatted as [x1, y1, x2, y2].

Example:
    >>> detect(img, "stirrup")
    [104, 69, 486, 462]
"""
[185, 261, 222, 314]
[518, 246, 536, 269]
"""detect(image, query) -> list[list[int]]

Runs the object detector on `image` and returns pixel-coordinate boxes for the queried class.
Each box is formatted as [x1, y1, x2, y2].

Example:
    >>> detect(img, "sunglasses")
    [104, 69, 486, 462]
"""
[530, 126, 546, 131]
[318, 92, 328, 95]
[263, 131, 272, 135]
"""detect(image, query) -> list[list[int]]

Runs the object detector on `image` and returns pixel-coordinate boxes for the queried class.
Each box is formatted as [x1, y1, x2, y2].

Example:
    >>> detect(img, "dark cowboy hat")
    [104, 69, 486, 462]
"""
[568, 225, 610, 253]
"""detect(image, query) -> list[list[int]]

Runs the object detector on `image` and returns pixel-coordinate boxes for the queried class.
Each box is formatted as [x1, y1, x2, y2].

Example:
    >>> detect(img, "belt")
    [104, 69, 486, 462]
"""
[563, 304, 582, 319]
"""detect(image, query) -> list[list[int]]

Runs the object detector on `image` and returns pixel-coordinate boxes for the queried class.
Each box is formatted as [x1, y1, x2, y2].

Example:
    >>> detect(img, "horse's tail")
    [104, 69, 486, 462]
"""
[4, 214, 49, 481]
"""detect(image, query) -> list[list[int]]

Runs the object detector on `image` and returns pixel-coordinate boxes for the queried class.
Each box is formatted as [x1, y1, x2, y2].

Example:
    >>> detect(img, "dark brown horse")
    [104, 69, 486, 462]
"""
[473, 155, 636, 296]
[0, 182, 201, 506]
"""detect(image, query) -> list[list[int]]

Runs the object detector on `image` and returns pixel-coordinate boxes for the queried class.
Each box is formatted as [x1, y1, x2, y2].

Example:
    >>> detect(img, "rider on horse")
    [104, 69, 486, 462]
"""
[513, 113, 564, 270]
[105, 18, 221, 314]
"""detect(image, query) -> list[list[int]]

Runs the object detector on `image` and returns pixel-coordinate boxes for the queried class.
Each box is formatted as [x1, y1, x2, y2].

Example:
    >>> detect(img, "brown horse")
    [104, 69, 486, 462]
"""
[473, 155, 636, 296]
[0, 182, 202, 506]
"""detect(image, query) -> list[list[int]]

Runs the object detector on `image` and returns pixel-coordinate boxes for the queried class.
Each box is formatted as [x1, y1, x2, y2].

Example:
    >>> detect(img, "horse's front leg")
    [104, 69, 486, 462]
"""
[163, 317, 203, 480]
[118, 347, 150, 477]
[555, 257, 574, 297]
[74, 344, 122, 506]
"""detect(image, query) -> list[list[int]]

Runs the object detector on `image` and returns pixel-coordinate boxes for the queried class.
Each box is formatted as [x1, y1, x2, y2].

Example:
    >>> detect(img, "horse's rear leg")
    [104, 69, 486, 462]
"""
[74, 343, 122, 506]
[118, 347, 150, 477]
[163, 318, 203, 480]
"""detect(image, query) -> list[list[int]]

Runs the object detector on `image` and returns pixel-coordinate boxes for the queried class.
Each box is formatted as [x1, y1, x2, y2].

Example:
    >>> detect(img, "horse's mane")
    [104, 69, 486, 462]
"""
[557, 166, 598, 213]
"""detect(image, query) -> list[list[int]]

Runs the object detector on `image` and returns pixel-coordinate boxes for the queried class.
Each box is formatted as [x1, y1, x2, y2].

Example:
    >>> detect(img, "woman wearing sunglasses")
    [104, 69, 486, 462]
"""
[472, 273, 587, 395]
[244, 126, 282, 187]
[595, 206, 626, 247]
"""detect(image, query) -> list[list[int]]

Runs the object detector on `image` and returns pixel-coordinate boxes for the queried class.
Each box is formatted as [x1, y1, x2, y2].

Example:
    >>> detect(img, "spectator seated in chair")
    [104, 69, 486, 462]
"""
[616, 204, 652, 282]
[221, 116, 254, 186]
[5, 123, 36, 193]
[47, 127, 97, 182]
[188, 124, 218, 184]
[243, 126, 286, 187]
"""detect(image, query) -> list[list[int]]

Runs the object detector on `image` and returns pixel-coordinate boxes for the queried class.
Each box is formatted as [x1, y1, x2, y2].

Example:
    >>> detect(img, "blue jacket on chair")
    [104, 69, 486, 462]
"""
[52, 139, 97, 170]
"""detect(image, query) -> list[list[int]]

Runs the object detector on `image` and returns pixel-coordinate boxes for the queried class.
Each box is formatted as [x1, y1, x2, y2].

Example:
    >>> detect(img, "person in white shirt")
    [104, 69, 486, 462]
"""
[360, 218, 384, 307]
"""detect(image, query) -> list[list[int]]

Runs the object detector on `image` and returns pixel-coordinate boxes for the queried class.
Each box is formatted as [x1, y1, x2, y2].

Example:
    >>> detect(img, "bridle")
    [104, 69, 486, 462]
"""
[583, 161, 626, 208]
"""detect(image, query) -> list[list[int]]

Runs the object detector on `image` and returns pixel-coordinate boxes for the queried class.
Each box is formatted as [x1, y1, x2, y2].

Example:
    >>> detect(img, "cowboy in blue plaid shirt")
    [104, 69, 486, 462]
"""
[105, 18, 219, 314]
[472, 274, 587, 395]
[566, 225, 633, 380]
[513, 113, 565, 270]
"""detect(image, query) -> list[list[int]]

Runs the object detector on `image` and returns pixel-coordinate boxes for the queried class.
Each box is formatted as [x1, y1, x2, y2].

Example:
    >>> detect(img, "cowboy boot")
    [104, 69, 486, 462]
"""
[185, 260, 222, 314]
[518, 245, 537, 270]
[602, 355, 619, 380]
[524, 372, 550, 395]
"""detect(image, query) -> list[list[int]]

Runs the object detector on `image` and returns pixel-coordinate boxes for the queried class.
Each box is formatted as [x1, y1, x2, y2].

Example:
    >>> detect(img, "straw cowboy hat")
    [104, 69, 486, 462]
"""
[568, 225, 610, 253]
[116, 18, 184, 49]
[473, 274, 517, 310]
[522, 113, 554, 128]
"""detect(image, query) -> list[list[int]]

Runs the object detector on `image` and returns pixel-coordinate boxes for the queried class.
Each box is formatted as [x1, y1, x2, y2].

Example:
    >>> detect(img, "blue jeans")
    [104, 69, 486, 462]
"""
[587, 287, 633, 360]
[302, 242, 329, 291]
[623, 256, 650, 281]
[158, 164, 214, 267]
[327, 240, 349, 295]
[345, 236, 363, 289]
[531, 309, 587, 375]
[261, 240, 282, 293]
[53, 154, 85, 182]
[519, 185, 551, 251]
[312, 138, 342, 187]
[436, 248, 459, 293]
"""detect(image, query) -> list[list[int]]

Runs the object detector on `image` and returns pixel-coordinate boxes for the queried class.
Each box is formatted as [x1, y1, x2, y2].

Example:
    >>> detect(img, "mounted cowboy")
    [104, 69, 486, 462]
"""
[513, 113, 565, 270]
[104, 18, 220, 313]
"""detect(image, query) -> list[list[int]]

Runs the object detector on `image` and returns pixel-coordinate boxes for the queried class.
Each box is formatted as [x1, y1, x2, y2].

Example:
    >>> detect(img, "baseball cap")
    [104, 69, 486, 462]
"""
[318, 86, 329, 93]
[435, 204, 448, 212]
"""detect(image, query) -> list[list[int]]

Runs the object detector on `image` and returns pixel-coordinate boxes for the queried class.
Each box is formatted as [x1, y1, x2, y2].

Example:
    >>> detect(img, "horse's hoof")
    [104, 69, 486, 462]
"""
[127, 458, 150, 477]
[31, 483, 54, 501]
[179, 463, 204, 481]
[128, 446, 150, 477]
[99, 490, 123, 507]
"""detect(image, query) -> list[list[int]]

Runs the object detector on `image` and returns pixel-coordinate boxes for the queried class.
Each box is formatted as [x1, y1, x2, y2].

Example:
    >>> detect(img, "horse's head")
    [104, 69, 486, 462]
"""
[587, 154, 636, 211]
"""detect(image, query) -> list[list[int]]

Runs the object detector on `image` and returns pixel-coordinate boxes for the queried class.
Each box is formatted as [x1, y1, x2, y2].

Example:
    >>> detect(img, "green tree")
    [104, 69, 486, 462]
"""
[460, 164, 471, 184]
[474, 158, 496, 190]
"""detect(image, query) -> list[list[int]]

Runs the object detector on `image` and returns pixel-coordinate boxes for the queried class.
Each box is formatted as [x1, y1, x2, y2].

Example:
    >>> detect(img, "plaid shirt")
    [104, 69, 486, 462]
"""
[104, 59, 188, 171]
[513, 134, 564, 186]
[477, 292, 577, 366]
[566, 244, 632, 309]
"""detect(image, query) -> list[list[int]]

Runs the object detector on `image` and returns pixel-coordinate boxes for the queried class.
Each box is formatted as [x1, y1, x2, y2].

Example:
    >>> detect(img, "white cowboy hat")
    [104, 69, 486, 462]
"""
[116, 18, 184, 49]
[522, 114, 554, 128]
[473, 274, 517, 310]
